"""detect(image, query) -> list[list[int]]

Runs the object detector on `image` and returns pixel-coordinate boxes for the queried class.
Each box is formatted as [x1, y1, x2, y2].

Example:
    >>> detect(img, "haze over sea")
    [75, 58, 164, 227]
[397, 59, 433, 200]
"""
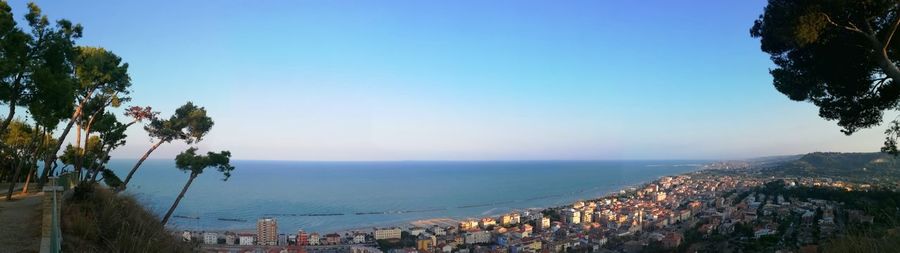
[111, 160, 702, 233]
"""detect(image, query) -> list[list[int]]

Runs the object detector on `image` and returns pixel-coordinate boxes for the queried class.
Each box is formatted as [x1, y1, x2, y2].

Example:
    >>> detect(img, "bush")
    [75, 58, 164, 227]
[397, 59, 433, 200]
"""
[61, 184, 192, 252]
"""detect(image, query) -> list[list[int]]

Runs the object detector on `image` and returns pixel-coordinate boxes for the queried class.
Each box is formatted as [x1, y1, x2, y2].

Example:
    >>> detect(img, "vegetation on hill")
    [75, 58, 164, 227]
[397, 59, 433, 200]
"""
[62, 184, 193, 252]
[761, 152, 900, 183]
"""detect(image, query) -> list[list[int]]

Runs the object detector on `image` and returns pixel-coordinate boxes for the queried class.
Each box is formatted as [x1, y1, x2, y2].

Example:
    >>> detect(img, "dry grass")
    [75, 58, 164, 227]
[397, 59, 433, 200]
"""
[61, 184, 193, 252]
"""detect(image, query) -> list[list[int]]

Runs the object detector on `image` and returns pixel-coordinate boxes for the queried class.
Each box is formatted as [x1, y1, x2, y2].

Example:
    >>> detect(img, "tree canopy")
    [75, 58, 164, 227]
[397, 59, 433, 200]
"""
[751, 1, 900, 140]
[0, 2, 81, 133]
[174, 147, 234, 180]
[146, 102, 213, 144]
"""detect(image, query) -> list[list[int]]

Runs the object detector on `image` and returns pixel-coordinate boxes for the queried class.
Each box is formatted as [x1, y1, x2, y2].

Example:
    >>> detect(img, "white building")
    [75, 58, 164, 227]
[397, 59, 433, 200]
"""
[203, 232, 218, 245]
[410, 227, 426, 236]
[374, 227, 402, 240]
[278, 234, 287, 246]
[429, 226, 446, 236]
[352, 232, 367, 244]
[238, 234, 255, 246]
[309, 233, 321, 245]
[464, 230, 491, 244]
[510, 213, 521, 225]
[541, 217, 551, 229]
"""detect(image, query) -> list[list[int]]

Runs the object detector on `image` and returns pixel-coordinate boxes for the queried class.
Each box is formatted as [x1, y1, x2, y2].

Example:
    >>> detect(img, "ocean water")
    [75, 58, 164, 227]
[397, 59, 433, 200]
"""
[109, 160, 702, 233]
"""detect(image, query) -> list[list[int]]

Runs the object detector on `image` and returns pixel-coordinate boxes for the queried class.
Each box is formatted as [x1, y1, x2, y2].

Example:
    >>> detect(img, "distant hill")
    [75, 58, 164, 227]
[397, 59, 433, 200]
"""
[761, 152, 900, 183]
[745, 154, 805, 167]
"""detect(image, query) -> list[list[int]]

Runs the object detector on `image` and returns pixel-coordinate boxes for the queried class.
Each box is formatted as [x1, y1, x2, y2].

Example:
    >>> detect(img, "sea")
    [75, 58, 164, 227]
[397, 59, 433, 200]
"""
[109, 160, 704, 234]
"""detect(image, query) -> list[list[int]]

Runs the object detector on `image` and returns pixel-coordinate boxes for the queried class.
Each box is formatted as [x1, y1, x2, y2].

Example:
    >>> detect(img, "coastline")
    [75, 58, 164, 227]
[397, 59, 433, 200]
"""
[183, 166, 706, 235]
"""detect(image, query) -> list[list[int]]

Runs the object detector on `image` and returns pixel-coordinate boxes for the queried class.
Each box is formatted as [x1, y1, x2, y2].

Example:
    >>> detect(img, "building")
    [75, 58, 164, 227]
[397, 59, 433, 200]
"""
[203, 232, 218, 245]
[563, 208, 581, 224]
[581, 211, 593, 223]
[479, 218, 496, 228]
[429, 226, 446, 236]
[353, 232, 367, 244]
[540, 217, 551, 229]
[464, 230, 491, 244]
[460, 220, 479, 231]
[297, 230, 309, 245]
[410, 227, 426, 236]
[326, 233, 342, 245]
[238, 233, 255, 246]
[309, 233, 321, 245]
[656, 192, 667, 202]
[351, 246, 385, 253]
[417, 234, 434, 252]
[257, 217, 278, 246]
[278, 233, 288, 246]
[225, 232, 236, 245]
[501, 214, 513, 225]
[374, 227, 402, 240]
[510, 213, 521, 225]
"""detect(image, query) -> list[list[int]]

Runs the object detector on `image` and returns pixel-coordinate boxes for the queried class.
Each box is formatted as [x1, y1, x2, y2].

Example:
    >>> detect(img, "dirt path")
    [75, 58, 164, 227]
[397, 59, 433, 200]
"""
[0, 190, 43, 253]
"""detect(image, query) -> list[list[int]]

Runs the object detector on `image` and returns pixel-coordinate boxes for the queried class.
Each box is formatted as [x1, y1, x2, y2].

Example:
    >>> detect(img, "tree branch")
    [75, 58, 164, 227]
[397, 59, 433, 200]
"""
[822, 13, 865, 34]
[883, 10, 900, 51]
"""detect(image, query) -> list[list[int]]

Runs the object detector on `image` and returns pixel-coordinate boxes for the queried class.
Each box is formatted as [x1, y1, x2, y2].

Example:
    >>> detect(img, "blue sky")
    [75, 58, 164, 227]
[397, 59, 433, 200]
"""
[8, 0, 893, 160]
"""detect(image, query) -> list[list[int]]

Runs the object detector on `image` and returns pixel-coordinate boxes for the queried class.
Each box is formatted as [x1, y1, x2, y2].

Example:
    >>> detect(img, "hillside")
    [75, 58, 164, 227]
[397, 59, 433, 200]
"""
[760, 152, 900, 183]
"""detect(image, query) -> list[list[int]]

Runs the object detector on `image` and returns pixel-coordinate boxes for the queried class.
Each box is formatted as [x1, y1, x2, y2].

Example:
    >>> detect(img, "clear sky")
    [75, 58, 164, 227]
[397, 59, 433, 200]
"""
[7, 0, 894, 160]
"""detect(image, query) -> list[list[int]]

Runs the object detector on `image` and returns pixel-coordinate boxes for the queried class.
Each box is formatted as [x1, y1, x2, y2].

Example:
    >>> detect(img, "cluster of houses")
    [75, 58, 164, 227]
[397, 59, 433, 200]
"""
[187, 172, 884, 252]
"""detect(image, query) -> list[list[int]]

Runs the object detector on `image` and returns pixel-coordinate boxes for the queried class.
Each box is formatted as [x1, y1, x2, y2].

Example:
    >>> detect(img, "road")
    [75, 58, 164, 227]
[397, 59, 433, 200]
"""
[0, 188, 43, 253]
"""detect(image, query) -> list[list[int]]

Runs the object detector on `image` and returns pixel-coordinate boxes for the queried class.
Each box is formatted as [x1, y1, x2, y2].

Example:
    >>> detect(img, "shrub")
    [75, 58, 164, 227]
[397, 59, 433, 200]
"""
[61, 184, 192, 252]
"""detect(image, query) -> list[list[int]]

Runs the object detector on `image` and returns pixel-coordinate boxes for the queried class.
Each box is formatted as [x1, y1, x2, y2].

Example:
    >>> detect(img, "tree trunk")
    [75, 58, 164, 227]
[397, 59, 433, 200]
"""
[89, 146, 114, 184]
[22, 167, 34, 194]
[878, 49, 900, 85]
[161, 173, 197, 224]
[0, 97, 16, 136]
[38, 96, 88, 188]
[0, 76, 21, 135]
[5, 157, 24, 200]
[75, 109, 103, 183]
[121, 139, 165, 189]
[74, 125, 82, 181]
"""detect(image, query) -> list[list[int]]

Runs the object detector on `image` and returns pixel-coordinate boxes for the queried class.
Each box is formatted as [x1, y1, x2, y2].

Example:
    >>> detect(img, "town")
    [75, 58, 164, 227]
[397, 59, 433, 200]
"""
[182, 168, 897, 253]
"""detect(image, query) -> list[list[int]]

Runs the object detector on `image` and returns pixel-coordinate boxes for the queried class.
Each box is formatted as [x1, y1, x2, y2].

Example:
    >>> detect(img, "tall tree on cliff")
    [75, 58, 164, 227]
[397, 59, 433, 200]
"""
[161, 147, 234, 224]
[40, 47, 130, 186]
[120, 102, 213, 189]
[751, 0, 900, 153]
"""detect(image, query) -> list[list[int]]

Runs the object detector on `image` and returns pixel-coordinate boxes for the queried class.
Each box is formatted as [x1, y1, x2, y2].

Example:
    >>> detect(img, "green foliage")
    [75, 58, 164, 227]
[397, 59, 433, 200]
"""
[758, 181, 900, 227]
[74, 47, 130, 95]
[174, 147, 234, 180]
[146, 102, 214, 144]
[883, 120, 900, 155]
[762, 152, 900, 183]
[751, 0, 900, 137]
[101, 169, 122, 188]
[0, 1, 81, 130]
